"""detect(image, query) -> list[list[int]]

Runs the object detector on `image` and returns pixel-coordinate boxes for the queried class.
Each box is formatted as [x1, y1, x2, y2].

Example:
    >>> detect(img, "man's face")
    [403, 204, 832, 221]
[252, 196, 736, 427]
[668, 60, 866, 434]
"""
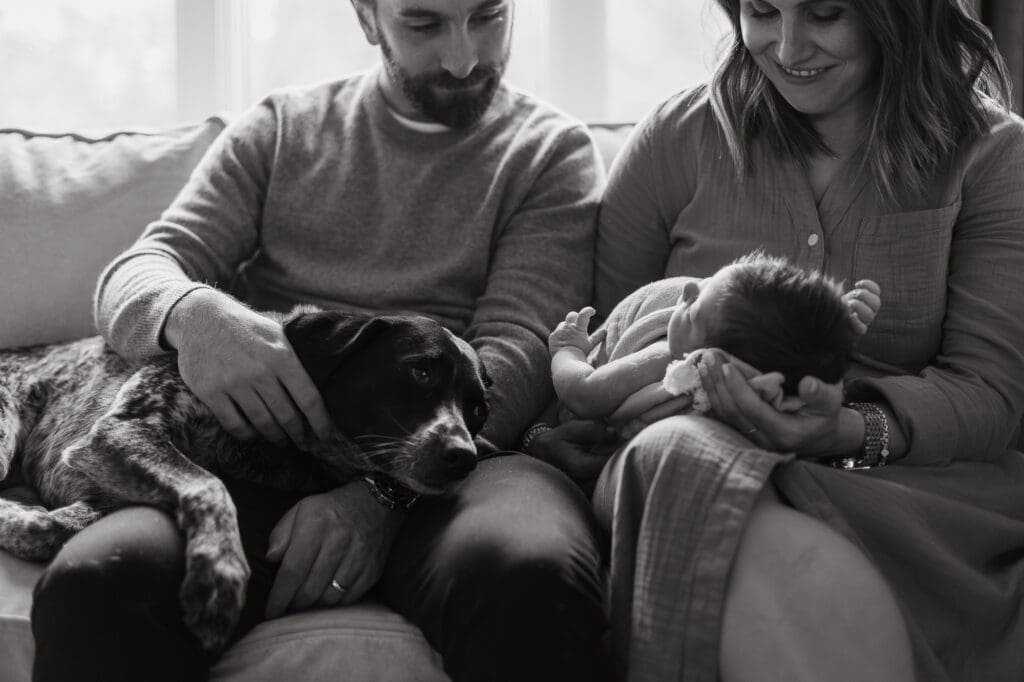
[361, 0, 513, 129]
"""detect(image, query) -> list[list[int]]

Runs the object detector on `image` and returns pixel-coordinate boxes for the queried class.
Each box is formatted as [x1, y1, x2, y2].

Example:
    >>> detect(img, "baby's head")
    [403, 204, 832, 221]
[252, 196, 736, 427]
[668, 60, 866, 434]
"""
[667, 252, 857, 394]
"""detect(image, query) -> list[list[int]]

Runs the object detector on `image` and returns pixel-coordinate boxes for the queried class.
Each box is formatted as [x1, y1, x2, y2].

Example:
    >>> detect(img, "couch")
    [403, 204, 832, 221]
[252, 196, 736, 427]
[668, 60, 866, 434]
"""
[0, 117, 633, 681]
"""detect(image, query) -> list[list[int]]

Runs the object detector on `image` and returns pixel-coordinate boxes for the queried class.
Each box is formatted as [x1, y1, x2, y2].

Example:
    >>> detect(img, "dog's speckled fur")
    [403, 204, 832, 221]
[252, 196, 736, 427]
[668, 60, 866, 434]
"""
[0, 309, 490, 652]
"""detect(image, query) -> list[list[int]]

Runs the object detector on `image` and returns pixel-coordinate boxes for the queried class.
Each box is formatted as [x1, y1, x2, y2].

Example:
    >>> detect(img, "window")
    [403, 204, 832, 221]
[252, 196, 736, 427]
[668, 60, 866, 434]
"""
[0, 1, 176, 130]
[0, 0, 729, 130]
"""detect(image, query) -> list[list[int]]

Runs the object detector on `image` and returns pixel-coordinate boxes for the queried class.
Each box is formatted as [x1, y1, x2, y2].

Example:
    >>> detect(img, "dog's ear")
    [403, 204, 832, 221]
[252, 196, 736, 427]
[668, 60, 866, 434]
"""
[285, 312, 390, 385]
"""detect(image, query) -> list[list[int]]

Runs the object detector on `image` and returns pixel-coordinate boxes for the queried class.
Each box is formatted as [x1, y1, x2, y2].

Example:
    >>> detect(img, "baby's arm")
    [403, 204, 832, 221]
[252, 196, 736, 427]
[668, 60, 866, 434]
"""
[844, 279, 881, 335]
[550, 307, 671, 419]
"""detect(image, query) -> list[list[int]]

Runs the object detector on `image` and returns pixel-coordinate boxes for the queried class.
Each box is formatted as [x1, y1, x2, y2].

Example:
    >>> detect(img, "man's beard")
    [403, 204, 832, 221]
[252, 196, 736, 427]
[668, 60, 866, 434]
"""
[379, 33, 508, 129]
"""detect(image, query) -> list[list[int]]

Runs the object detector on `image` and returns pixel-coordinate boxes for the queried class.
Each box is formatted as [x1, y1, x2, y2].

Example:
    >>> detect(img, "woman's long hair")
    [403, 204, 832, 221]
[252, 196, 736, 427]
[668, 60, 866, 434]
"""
[708, 0, 1011, 200]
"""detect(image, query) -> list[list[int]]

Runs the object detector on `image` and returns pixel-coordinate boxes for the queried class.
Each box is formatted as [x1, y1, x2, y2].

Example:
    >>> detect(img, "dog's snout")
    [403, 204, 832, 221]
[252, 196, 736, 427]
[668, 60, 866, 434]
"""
[441, 445, 477, 479]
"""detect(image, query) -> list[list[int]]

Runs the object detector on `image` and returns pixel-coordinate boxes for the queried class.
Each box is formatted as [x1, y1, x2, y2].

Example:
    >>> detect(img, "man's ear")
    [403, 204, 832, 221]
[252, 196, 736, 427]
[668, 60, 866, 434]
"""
[351, 0, 381, 45]
[285, 312, 389, 385]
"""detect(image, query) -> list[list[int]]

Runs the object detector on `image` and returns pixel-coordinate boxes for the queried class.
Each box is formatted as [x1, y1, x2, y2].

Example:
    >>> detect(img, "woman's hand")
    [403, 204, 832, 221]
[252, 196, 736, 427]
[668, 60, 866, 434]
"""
[264, 481, 404, 618]
[700, 351, 854, 458]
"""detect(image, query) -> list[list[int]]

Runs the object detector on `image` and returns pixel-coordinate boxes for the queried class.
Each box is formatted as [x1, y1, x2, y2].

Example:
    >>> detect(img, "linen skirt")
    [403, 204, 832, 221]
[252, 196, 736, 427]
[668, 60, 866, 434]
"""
[593, 416, 1024, 682]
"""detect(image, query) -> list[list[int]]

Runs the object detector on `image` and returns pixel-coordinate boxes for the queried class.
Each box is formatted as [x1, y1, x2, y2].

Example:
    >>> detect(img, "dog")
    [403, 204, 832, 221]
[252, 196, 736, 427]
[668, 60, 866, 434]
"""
[0, 308, 490, 652]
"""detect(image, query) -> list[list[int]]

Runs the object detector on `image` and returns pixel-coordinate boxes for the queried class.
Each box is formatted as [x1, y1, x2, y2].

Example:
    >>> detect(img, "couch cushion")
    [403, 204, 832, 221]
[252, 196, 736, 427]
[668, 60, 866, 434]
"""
[0, 548, 448, 681]
[0, 119, 226, 349]
[589, 123, 635, 173]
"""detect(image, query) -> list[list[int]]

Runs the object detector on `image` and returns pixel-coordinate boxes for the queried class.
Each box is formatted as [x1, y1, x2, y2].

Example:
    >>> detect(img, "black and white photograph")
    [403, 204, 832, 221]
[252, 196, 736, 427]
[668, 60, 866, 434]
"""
[0, 1, 1022, 680]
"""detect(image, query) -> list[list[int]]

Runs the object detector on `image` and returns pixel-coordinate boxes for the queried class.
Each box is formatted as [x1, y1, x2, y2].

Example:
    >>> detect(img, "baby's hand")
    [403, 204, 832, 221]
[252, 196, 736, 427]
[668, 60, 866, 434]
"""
[844, 280, 881, 335]
[549, 307, 599, 355]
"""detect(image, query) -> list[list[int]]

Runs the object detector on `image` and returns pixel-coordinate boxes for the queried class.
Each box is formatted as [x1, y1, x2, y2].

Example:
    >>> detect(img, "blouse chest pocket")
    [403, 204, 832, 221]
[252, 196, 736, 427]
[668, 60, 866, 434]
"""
[852, 201, 962, 366]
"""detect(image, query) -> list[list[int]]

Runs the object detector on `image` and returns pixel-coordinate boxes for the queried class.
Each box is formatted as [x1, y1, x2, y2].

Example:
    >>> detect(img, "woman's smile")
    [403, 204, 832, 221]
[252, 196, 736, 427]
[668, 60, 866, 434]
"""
[775, 62, 832, 80]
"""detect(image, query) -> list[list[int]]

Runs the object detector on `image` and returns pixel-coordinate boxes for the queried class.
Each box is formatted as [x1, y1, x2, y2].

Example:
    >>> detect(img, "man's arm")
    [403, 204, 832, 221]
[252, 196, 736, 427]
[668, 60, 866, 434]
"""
[94, 97, 333, 447]
[465, 123, 606, 451]
[94, 102, 276, 360]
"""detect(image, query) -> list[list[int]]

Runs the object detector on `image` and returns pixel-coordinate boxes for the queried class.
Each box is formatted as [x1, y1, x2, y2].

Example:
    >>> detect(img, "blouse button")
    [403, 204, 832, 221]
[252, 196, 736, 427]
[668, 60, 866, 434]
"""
[807, 233, 820, 247]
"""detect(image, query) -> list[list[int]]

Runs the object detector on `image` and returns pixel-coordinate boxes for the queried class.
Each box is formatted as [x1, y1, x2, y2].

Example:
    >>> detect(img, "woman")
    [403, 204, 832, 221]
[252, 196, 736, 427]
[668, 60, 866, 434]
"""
[588, 0, 1024, 680]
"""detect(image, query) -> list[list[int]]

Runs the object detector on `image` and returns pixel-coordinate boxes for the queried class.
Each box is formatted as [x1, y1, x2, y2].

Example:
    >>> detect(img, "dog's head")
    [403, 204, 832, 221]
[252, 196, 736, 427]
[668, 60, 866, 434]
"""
[284, 310, 490, 495]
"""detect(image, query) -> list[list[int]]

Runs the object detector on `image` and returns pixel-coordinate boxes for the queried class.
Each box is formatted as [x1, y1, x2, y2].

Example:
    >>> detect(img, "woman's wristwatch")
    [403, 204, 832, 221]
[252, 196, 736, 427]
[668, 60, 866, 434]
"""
[828, 402, 891, 470]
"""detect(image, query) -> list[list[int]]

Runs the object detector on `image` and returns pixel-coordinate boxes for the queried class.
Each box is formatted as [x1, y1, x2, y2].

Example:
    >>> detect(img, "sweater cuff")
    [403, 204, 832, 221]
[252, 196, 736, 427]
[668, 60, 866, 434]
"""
[847, 375, 957, 466]
[106, 282, 213, 359]
[154, 283, 216, 352]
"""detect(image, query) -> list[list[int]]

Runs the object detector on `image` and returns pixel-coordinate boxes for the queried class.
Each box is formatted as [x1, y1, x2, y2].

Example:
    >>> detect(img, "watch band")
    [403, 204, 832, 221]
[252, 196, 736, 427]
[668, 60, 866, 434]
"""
[829, 402, 890, 470]
[362, 474, 420, 510]
[520, 423, 553, 453]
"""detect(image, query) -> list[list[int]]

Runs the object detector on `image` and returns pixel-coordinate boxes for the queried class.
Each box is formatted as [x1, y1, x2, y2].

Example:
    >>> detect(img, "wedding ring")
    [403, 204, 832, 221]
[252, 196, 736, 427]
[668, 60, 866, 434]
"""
[329, 579, 348, 596]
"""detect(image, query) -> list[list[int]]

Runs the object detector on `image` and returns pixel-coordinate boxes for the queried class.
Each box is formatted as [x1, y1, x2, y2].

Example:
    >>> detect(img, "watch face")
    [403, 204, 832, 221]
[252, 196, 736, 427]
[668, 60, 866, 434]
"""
[365, 474, 420, 509]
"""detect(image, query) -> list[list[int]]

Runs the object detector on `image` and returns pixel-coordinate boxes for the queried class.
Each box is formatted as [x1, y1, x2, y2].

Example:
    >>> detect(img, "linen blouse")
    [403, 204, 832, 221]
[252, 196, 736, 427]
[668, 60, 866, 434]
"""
[596, 86, 1024, 465]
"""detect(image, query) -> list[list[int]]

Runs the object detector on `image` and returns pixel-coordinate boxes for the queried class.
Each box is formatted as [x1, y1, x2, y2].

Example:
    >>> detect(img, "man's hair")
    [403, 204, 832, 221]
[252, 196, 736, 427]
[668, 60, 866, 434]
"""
[707, 0, 1010, 201]
[705, 253, 856, 395]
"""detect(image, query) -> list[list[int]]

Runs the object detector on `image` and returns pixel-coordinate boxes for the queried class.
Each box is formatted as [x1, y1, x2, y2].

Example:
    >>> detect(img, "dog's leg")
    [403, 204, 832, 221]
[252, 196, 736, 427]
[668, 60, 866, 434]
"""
[62, 370, 250, 653]
[0, 499, 102, 562]
[0, 383, 23, 482]
[65, 429, 248, 652]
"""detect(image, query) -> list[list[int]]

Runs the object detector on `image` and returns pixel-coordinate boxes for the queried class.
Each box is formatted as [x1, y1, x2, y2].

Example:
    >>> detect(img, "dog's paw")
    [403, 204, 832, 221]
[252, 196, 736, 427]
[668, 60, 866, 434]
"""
[179, 543, 251, 653]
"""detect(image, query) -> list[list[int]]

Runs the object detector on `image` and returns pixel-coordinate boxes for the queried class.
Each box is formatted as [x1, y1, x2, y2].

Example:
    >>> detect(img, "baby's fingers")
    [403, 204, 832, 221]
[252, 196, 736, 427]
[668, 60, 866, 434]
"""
[588, 327, 608, 348]
[576, 306, 596, 328]
[853, 279, 881, 297]
[847, 299, 875, 332]
[849, 287, 881, 313]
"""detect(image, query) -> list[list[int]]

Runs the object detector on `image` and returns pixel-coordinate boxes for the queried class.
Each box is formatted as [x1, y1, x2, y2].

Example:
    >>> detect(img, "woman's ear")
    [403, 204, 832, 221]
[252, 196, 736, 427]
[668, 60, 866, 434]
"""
[351, 0, 381, 45]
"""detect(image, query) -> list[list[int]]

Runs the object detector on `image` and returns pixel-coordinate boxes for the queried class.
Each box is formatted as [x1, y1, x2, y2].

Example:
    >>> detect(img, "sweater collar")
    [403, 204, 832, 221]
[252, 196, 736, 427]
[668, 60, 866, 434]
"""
[362, 65, 509, 145]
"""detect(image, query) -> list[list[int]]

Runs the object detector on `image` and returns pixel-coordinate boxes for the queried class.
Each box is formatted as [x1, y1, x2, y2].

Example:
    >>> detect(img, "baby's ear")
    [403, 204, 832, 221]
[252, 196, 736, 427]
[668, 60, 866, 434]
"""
[678, 280, 700, 305]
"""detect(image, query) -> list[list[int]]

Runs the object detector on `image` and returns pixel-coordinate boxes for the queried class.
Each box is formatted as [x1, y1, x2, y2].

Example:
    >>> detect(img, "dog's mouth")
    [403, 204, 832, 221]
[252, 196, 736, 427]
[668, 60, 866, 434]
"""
[311, 431, 472, 496]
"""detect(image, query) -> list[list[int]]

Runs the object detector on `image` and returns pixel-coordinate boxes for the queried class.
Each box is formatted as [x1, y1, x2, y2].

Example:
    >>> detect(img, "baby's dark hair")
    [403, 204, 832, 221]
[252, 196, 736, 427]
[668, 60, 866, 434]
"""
[704, 252, 857, 395]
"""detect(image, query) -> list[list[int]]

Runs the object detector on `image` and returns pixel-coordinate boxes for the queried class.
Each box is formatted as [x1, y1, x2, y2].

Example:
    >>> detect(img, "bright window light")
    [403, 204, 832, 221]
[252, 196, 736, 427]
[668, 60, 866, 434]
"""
[0, 0, 729, 130]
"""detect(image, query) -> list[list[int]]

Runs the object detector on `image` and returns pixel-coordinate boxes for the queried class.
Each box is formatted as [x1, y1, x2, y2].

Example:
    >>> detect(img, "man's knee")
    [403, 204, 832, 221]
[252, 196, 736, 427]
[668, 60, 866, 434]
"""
[436, 528, 610, 681]
[385, 455, 610, 680]
[432, 458, 606, 621]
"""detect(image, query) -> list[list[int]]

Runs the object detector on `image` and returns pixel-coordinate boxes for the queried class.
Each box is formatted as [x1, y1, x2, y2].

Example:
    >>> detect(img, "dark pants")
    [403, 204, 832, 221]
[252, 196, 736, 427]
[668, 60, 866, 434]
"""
[30, 455, 611, 682]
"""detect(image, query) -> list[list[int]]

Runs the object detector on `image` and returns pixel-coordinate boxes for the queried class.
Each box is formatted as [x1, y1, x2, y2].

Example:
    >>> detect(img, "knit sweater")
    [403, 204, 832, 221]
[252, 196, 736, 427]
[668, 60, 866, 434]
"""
[94, 68, 604, 449]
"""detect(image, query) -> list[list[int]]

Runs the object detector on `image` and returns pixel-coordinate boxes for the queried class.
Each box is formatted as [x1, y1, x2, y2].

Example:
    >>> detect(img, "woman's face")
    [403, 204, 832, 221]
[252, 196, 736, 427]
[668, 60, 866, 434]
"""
[739, 0, 879, 129]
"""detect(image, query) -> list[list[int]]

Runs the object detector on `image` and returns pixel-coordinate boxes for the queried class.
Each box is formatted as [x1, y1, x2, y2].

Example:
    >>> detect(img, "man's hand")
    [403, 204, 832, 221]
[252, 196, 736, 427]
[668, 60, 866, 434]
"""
[164, 288, 334, 447]
[264, 481, 404, 618]
[525, 419, 618, 484]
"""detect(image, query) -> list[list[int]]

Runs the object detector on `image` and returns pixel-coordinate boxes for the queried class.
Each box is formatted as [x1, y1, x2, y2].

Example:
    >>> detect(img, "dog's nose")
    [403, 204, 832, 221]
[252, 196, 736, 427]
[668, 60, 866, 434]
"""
[441, 445, 477, 479]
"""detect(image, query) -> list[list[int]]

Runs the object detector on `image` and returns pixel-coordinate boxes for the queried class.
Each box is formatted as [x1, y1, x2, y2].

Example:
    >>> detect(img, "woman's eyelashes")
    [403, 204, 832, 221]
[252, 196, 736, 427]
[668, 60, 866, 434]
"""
[744, 1, 845, 23]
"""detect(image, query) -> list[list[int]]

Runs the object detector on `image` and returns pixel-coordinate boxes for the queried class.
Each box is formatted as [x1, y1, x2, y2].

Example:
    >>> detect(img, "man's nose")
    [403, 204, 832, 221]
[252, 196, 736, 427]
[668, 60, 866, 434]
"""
[775, 17, 813, 66]
[441, 26, 479, 79]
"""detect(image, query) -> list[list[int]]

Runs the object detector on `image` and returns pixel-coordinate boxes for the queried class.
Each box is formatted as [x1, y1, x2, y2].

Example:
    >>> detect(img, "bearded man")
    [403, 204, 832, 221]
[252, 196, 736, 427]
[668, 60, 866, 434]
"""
[30, 1, 613, 681]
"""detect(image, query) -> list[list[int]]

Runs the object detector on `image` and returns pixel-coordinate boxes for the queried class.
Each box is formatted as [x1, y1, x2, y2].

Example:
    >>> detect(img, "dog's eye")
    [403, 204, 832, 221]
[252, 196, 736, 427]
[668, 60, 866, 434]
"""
[472, 403, 489, 422]
[410, 366, 432, 385]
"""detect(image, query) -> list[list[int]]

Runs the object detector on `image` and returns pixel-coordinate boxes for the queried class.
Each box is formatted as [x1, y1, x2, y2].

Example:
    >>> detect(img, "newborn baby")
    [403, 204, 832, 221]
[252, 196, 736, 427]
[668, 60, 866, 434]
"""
[549, 252, 880, 436]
